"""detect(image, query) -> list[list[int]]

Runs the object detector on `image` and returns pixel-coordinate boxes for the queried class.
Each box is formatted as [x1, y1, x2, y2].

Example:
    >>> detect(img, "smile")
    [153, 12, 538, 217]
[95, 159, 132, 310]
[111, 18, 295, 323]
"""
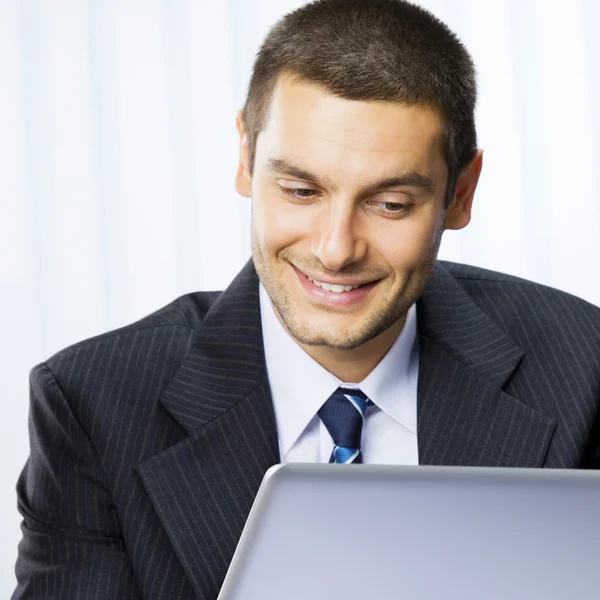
[306, 278, 362, 293]
[292, 265, 380, 307]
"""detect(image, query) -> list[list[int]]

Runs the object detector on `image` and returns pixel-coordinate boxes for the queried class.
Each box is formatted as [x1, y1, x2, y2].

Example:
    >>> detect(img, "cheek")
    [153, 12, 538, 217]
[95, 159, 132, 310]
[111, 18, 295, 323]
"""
[252, 184, 309, 252]
[376, 210, 443, 269]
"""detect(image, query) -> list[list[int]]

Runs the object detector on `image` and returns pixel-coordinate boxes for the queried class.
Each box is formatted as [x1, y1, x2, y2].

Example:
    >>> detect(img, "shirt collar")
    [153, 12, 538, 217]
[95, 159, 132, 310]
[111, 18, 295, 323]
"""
[358, 302, 418, 434]
[260, 283, 419, 458]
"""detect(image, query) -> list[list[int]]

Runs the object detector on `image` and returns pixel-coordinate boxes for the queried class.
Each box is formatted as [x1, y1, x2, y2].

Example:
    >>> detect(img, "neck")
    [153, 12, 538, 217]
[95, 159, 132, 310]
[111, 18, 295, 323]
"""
[299, 316, 406, 382]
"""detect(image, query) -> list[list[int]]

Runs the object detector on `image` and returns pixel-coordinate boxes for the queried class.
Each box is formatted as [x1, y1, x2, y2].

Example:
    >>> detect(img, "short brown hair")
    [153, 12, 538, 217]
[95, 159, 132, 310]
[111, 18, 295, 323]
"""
[241, 0, 478, 205]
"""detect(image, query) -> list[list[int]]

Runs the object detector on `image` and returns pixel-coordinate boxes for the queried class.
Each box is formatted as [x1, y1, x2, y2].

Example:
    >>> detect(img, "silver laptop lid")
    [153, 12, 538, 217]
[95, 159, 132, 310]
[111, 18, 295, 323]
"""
[218, 464, 600, 600]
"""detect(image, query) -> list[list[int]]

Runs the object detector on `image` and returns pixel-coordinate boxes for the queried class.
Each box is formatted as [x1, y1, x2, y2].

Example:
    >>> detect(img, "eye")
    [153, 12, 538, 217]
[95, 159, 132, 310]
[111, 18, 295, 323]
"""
[277, 184, 319, 200]
[368, 200, 412, 216]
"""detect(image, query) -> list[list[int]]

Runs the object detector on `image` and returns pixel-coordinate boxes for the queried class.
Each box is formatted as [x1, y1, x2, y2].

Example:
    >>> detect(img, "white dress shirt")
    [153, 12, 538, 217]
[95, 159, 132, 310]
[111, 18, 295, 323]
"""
[259, 284, 419, 465]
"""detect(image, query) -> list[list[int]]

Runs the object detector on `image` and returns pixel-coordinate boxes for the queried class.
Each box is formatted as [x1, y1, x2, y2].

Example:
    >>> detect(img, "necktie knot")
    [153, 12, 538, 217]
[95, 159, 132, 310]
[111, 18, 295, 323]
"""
[318, 387, 371, 464]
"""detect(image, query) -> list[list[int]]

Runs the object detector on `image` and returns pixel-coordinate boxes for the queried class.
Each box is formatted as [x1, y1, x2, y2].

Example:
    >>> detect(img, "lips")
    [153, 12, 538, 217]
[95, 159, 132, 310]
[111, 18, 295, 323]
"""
[292, 264, 380, 308]
[307, 276, 365, 293]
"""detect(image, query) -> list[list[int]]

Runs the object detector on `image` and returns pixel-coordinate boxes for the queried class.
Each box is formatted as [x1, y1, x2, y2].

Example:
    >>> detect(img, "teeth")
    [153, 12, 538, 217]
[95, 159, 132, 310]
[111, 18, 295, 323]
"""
[308, 278, 361, 293]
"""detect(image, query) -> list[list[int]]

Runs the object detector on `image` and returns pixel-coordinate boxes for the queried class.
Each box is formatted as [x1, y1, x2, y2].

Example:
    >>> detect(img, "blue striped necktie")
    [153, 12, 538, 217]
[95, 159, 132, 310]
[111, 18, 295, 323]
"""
[318, 387, 371, 464]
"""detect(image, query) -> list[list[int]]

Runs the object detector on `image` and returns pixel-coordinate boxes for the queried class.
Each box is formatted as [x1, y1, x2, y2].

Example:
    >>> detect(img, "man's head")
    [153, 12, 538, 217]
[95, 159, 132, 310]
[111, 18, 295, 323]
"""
[235, 0, 482, 355]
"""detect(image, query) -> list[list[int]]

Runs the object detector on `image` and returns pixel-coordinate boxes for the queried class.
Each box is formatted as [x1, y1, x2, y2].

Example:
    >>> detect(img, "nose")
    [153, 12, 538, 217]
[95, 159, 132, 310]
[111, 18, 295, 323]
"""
[311, 201, 367, 271]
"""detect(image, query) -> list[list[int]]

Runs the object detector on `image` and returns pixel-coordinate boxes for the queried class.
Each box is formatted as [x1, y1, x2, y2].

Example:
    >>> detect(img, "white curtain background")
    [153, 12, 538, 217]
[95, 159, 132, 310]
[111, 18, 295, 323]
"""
[1, 0, 599, 593]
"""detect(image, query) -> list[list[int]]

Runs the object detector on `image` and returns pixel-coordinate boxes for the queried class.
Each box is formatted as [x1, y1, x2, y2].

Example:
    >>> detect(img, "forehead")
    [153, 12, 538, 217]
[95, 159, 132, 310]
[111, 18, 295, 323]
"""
[257, 73, 445, 178]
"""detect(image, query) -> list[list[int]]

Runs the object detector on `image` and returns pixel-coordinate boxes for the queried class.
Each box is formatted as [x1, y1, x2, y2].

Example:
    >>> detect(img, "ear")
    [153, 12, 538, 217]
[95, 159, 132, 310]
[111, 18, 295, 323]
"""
[234, 110, 252, 198]
[444, 149, 483, 230]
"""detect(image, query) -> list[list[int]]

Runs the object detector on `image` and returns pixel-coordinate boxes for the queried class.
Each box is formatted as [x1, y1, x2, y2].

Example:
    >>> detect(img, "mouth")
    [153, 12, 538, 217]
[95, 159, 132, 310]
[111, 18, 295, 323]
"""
[291, 264, 381, 307]
[305, 276, 372, 292]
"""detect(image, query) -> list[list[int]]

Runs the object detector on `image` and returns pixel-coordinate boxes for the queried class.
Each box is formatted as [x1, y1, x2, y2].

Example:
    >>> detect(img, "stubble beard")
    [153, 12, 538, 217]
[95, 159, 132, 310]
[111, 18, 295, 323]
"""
[251, 226, 443, 351]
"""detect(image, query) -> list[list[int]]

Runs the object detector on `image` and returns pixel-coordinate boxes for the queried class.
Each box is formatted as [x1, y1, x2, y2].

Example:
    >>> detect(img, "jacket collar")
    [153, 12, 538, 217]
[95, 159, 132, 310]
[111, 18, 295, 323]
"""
[416, 262, 555, 466]
[158, 260, 269, 434]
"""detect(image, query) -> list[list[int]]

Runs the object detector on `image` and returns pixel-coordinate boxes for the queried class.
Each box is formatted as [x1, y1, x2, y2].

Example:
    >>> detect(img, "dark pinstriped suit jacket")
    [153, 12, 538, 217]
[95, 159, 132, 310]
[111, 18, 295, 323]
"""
[13, 260, 600, 599]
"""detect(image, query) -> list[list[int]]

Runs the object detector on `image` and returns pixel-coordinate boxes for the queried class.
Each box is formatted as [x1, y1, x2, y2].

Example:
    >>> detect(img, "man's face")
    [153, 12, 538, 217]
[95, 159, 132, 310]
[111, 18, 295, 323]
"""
[236, 74, 468, 351]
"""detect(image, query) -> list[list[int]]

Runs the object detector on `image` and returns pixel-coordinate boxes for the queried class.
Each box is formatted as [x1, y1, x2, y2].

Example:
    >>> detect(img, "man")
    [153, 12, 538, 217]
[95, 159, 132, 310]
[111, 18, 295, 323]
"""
[13, 0, 600, 598]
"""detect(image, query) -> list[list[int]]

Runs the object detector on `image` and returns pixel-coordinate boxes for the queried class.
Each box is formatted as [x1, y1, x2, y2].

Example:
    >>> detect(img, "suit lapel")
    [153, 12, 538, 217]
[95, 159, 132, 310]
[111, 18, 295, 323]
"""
[137, 261, 279, 600]
[416, 262, 556, 466]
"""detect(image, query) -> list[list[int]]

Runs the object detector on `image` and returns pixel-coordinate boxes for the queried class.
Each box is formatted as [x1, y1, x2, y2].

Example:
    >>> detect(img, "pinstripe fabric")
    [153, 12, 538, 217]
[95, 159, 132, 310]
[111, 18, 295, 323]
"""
[13, 260, 600, 599]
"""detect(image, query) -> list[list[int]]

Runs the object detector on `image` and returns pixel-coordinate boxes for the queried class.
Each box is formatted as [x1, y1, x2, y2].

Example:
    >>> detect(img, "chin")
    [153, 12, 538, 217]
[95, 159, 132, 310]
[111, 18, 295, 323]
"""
[282, 311, 389, 350]
[289, 329, 366, 350]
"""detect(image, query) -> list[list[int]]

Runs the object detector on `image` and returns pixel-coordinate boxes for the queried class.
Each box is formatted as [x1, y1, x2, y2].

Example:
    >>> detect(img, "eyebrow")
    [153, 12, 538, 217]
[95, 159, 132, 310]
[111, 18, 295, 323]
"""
[267, 157, 436, 194]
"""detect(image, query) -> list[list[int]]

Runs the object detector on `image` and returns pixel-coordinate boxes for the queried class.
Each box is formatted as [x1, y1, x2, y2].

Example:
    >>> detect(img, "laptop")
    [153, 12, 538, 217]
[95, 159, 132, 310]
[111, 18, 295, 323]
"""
[217, 463, 600, 600]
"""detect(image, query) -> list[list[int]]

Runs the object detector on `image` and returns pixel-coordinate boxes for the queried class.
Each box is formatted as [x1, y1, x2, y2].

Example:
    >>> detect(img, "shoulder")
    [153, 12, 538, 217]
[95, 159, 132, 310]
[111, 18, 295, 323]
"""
[439, 260, 600, 340]
[35, 290, 222, 406]
[440, 260, 600, 311]
[440, 261, 532, 284]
